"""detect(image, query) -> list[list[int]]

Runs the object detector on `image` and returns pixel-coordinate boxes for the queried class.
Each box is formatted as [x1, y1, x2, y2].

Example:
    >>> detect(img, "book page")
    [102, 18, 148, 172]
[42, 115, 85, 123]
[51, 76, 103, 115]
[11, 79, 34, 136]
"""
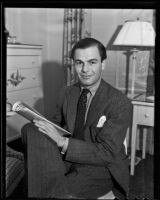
[12, 101, 71, 137]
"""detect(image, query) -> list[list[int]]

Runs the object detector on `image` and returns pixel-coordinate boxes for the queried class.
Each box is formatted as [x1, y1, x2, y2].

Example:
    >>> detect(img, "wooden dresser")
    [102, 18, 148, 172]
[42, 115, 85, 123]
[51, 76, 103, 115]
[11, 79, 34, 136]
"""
[7, 44, 44, 142]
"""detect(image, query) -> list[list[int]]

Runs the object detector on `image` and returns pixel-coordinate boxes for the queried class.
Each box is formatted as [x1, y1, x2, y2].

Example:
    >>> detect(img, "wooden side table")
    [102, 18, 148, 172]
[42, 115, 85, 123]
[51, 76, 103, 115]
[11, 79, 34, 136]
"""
[130, 100, 154, 175]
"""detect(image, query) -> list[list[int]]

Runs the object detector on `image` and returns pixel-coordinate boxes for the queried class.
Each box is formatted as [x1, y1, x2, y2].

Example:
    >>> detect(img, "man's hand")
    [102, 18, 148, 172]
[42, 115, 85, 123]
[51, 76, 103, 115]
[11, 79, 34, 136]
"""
[33, 120, 66, 148]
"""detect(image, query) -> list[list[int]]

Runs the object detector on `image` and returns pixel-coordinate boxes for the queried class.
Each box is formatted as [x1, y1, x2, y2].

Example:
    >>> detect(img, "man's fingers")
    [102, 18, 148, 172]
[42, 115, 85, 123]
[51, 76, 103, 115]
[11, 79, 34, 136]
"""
[34, 121, 53, 134]
[33, 120, 45, 125]
[38, 127, 47, 134]
[34, 120, 53, 129]
[34, 122, 45, 130]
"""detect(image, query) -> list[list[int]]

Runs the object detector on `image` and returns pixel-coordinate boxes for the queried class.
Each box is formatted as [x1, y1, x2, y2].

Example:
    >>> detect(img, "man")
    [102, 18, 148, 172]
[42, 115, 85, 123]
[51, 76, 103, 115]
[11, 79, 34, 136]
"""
[21, 38, 132, 199]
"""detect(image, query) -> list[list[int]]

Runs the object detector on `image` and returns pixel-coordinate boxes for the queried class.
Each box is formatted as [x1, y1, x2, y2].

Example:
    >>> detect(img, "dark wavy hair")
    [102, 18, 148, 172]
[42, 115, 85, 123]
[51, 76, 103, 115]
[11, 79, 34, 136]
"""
[70, 37, 107, 62]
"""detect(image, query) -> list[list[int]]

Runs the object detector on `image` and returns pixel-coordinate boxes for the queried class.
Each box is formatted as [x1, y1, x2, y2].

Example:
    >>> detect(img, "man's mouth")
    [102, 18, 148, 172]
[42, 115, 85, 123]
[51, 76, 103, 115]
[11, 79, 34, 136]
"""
[80, 75, 92, 79]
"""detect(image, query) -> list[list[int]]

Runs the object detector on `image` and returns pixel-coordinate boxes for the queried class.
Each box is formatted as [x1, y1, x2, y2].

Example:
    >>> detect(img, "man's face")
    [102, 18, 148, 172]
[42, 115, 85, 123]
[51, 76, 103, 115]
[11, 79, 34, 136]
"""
[73, 46, 106, 88]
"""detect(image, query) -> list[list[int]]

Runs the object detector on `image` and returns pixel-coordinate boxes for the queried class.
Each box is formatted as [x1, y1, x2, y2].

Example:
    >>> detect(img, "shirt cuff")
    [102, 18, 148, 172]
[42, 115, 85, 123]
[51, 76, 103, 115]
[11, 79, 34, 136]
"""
[61, 137, 69, 155]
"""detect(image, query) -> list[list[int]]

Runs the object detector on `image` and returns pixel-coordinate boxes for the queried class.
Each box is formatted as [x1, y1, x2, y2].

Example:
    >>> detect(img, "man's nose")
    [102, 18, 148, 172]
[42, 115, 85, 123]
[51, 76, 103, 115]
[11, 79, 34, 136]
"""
[81, 63, 89, 72]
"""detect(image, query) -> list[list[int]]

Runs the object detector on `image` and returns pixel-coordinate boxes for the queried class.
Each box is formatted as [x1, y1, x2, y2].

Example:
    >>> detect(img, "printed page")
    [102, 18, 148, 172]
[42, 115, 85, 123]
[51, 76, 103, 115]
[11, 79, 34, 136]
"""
[12, 101, 71, 137]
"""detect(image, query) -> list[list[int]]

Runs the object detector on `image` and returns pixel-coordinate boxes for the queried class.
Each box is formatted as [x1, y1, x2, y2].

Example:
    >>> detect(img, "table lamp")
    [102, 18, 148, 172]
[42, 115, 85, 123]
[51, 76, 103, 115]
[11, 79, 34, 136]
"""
[113, 19, 155, 99]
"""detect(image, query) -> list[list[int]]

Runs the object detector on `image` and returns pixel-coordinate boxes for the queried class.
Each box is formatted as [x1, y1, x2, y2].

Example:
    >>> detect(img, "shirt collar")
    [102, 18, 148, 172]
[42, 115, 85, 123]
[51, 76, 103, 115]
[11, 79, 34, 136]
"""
[80, 78, 101, 96]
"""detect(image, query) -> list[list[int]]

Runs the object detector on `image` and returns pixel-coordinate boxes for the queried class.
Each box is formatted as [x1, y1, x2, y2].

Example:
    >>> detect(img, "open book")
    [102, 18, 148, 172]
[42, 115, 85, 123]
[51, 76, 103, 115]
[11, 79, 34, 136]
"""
[12, 101, 71, 137]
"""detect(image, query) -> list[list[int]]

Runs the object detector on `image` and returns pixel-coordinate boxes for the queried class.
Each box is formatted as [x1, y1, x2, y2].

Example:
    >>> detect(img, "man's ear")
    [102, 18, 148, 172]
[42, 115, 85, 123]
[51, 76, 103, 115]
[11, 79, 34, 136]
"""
[102, 59, 106, 70]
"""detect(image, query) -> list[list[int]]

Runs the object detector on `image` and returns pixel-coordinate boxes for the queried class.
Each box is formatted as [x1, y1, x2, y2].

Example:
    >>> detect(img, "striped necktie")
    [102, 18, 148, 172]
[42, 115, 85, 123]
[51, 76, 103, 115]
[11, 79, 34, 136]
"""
[73, 88, 90, 140]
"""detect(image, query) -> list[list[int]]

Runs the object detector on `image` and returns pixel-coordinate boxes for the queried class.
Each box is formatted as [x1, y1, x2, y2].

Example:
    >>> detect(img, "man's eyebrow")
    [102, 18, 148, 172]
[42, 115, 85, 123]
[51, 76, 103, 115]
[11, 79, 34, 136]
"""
[88, 58, 98, 62]
[74, 58, 98, 62]
[74, 59, 82, 62]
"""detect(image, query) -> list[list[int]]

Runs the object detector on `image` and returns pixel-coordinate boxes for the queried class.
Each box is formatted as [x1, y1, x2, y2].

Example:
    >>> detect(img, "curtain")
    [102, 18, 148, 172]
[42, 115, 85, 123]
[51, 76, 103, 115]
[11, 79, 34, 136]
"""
[63, 9, 91, 86]
[146, 10, 155, 96]
[145, 10, 155, 155]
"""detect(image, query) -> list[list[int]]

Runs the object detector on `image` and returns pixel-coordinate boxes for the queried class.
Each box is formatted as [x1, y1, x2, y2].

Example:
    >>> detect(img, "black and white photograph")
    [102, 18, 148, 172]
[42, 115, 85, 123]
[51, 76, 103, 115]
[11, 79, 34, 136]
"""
[1, 2, 158, 199]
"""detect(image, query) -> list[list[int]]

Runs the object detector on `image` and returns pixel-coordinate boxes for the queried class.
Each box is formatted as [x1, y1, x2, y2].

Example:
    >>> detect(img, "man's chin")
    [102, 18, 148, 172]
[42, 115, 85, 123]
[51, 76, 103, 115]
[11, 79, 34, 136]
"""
[79, 79, 93, 87]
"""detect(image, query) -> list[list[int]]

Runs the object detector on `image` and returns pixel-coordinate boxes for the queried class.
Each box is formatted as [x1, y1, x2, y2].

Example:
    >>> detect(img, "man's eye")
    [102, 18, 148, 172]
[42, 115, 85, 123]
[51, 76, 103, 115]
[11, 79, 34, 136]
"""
[90, 61, 96, 65]
[75, 61, 83, 65]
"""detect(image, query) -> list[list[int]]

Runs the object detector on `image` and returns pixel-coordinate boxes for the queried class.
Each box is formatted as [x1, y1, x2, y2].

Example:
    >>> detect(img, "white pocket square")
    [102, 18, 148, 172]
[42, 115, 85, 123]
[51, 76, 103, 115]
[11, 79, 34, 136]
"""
[96, 115, 106, 127]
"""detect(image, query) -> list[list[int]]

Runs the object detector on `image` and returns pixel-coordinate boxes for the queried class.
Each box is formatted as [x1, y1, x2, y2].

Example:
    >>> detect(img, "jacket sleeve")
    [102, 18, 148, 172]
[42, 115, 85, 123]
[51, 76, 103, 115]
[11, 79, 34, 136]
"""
[65, 98, 133, 166]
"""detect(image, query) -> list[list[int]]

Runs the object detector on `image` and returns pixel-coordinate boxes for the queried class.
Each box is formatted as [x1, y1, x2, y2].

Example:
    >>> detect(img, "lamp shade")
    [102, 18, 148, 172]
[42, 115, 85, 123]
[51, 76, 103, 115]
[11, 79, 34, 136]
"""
[113, 20, 155, 47]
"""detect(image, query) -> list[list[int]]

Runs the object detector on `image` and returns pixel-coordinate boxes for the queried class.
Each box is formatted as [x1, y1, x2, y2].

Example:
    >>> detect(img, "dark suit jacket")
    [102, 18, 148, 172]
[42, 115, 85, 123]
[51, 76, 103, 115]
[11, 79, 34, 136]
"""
[52, 79, 133, 196]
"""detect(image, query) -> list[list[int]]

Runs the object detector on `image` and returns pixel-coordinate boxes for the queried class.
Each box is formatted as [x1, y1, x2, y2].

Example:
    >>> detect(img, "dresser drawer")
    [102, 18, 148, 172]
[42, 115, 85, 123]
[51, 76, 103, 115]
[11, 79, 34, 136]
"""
[7, 67, 42, 91]
[7, 45, 42, 56]
[7, 87, 44, 142]
[136, 105, 154, 126]
[7, 87, 44, 112]
[7, 56, 41, 68]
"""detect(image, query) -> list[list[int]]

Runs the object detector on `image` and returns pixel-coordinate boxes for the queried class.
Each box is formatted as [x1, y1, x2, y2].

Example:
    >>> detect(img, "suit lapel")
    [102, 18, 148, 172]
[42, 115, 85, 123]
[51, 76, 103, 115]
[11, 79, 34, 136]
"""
[85, 80, 109, 127]
[66, 83, 80, 133]
[66, 80, 110, 132]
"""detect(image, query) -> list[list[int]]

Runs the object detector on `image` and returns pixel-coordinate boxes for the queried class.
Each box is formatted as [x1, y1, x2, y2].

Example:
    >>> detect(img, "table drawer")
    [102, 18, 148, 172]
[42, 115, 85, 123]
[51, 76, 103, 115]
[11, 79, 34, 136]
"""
[136, 106, 154, 126]
[7, 56, 40, 68]
[7, 68, 42, 91]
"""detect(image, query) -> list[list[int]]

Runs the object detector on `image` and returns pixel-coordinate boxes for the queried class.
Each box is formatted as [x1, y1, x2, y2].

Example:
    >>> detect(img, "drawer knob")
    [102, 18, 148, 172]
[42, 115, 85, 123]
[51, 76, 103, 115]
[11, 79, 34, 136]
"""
[144, 113, 149, 118]
[32, 61, 35, 64]
[32, 76, 36, 80]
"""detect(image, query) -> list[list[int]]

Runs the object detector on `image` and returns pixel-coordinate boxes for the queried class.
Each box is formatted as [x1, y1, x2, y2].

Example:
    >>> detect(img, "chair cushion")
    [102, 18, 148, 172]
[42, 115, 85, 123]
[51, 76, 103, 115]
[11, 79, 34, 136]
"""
[6, 145, 24, 161]
[6, 146, 24, 197]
